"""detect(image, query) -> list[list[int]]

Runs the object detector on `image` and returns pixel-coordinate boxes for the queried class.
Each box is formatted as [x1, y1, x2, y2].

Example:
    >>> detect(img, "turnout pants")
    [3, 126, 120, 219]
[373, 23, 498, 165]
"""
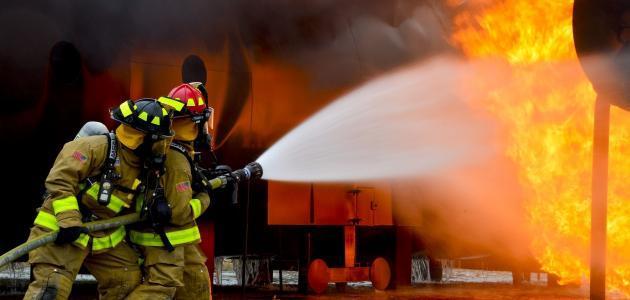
[23, 226, 141, 300]
[127, 246, 185, 299]
[175, 244, 211, 300]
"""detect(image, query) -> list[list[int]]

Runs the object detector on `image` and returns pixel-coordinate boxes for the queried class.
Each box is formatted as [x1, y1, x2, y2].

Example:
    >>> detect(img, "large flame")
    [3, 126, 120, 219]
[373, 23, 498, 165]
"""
[451, 0, 630, 295]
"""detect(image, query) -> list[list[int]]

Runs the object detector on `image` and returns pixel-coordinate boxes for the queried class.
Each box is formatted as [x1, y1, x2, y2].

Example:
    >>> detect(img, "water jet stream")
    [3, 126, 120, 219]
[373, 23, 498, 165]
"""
[257, 56, 499, 182]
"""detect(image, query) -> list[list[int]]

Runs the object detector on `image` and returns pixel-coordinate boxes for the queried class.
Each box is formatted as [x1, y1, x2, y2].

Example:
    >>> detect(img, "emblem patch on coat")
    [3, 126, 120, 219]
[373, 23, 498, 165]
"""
[176, 181, 191, 192]
[72, 151, 88, 163]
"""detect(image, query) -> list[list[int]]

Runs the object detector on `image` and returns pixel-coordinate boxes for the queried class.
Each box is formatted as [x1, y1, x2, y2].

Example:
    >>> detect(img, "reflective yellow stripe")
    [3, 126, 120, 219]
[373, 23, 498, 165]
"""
[52, 196, 79, 215]
[106, 195, 128, 214]
[198, 97, 205, 105]
[151, 116, 161, 125]
[138, 111, 148, 121]
[120, 101, 133, 117]
[129, 226, 201, 247]
[165, 226, 201, 245]
[75, 233, 90, 248]
[86, 183, 99, 200]
[161, 108, 168, 116]
[187, 98, 195, 106]
[190, 199, 202, 219]
[93, 226, 126, 251]
[158, 96, 185, 112]
[34, 211, 89, 247]
[33, 211, 59, 231]
[85, 183, 129, 213]
[132, 179, 141, 190]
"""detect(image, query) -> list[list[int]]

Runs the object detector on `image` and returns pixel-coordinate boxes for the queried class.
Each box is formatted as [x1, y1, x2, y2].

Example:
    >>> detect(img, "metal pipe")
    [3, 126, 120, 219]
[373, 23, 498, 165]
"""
[241, 180, 251, 293]
[590, 96, 610, 300]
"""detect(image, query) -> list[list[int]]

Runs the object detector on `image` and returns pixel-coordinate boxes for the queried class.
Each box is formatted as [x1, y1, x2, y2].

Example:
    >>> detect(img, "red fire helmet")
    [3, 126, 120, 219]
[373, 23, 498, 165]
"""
[162, 83, 213, 127]
[167, 83, 207, 115]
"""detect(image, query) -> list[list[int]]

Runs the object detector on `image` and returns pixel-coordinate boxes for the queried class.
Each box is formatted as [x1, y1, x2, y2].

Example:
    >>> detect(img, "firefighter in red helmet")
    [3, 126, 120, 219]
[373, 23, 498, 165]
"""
[127, 83, 213, 299]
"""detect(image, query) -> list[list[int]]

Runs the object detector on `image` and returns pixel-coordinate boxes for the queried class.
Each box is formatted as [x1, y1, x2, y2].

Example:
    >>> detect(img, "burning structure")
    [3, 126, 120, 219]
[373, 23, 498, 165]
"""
[452, 0, 630, 297]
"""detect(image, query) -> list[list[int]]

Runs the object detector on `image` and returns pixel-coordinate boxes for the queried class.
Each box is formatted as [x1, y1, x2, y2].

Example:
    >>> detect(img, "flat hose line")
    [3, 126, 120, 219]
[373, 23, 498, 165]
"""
[0, 213, 142, 270]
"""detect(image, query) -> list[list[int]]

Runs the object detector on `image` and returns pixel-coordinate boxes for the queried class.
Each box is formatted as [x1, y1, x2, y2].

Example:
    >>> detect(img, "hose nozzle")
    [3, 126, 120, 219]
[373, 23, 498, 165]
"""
[231, 162, 263, 183]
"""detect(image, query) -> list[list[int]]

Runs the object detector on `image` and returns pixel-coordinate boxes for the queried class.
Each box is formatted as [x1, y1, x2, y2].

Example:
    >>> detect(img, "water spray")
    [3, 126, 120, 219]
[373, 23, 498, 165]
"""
[257, 56, 497, 182]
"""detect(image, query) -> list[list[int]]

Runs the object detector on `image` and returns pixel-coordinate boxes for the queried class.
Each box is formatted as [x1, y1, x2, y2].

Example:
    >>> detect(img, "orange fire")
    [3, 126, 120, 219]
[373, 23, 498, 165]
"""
[451, 0, 630, 295]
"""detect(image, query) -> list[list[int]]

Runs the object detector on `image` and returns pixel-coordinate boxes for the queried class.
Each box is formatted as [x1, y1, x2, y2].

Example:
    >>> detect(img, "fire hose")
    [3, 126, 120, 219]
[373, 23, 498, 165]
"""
[0, 162, 262, 270]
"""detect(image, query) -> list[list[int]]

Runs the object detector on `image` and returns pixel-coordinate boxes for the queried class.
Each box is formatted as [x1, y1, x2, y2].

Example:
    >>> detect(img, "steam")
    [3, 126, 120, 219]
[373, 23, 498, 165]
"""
[257, 56, 499, 182]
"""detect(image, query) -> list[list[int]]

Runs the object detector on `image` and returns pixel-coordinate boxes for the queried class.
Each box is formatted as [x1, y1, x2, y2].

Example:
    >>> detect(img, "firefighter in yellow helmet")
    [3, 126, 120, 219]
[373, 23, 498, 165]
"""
[23, 98, 175, 300]
[127, 84, 214, 299]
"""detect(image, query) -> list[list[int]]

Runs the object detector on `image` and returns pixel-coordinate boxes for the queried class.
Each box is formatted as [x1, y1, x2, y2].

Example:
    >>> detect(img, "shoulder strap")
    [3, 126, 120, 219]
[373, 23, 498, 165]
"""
[104, 132, 118, 170]
[169, 142, 188, 156]
[170, 142, 212, 194]
[95, 132, 120, 206]
[170, 142, 195, 168]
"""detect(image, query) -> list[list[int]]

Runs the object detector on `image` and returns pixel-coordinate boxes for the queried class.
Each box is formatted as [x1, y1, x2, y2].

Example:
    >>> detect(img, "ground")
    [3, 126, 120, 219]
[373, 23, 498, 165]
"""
[0, 262, 607, 299]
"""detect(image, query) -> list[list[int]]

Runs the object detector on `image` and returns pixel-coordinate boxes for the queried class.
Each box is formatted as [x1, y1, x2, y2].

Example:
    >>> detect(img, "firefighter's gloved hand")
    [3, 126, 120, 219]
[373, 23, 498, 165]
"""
[225, 173, 237, 188]
[149, 193, 171, 226]
[55, 226, 88, 245]
[215, 165, 232, 175]
[202, 165, 232, 180]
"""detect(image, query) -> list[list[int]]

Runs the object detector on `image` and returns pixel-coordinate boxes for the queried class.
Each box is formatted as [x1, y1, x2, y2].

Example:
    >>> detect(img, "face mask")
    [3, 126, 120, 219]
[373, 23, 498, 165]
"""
[133, 135, 172, 171]
[173, 118, 198, 142]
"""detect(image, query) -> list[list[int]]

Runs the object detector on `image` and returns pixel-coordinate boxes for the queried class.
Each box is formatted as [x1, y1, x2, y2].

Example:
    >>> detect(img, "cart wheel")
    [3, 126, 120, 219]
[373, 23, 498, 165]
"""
[370, 257, 391, 290]
[307, 259, 329, 294]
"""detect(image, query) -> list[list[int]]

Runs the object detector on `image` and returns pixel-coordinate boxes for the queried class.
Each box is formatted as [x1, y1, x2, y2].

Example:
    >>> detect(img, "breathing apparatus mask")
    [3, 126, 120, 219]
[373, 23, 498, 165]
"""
[134, 133, 173, 171]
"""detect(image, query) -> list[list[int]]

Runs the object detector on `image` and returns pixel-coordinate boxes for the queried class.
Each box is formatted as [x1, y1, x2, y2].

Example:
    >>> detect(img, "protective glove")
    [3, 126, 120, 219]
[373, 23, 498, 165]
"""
[55, 226, 88, 245]
[201, 165, 232, 180]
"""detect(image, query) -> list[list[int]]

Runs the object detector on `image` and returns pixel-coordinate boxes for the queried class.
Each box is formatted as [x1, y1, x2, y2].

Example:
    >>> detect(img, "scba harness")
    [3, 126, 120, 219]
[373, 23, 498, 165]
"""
[169, 142, 213, 194]
[35, 132, 142, 251]
[79, 133, 143, 221]
[96, 132, 120, 205]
